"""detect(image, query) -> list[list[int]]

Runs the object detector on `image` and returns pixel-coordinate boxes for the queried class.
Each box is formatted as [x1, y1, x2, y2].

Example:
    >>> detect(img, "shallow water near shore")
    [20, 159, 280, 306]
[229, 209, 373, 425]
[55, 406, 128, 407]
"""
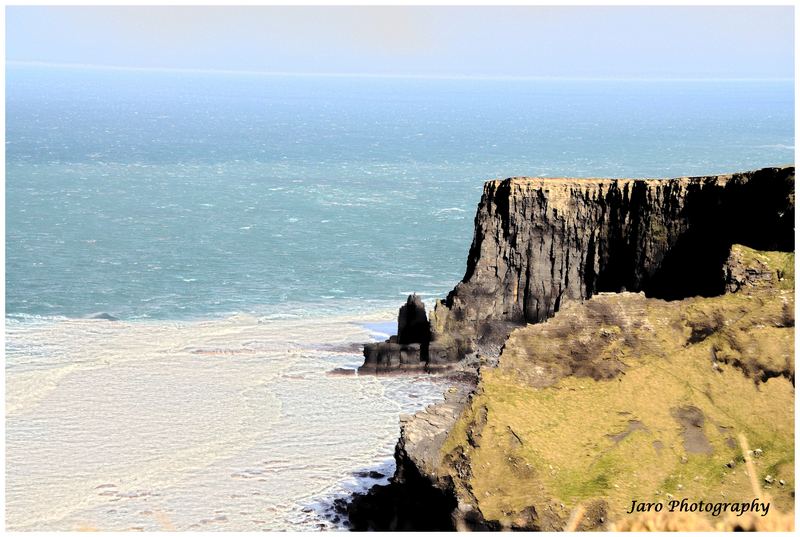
[6, 311, 454, 531]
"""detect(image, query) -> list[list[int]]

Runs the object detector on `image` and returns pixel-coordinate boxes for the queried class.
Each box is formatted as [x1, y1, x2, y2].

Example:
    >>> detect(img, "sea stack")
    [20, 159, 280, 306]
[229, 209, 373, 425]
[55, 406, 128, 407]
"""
[360, 294, 462, 374]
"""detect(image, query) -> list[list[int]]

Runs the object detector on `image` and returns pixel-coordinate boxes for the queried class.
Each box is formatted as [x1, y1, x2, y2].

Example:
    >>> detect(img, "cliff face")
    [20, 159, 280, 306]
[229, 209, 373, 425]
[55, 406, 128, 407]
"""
[430, 166, 795, 357]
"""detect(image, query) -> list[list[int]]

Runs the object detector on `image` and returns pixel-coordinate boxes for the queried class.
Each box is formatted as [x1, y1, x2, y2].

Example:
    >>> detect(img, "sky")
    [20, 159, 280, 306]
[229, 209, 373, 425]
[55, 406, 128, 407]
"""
[5, 6, 795, 79]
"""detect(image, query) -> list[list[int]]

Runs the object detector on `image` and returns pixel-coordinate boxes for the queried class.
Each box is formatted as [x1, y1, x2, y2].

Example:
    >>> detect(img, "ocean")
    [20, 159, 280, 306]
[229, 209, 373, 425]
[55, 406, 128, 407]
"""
[5, 65, 794, 530]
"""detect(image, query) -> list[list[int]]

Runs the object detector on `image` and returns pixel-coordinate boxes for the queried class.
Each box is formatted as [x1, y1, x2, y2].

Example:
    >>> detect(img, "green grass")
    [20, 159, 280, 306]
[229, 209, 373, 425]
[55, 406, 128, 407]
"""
[438, 271, 795, 529]
[731, 244, 794, 290]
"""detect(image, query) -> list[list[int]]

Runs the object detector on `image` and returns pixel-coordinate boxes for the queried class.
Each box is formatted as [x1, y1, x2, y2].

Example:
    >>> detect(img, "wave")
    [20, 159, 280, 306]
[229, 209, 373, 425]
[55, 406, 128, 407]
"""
[84, 312, 119, 321]
[6, 298, 402, 325]
[434, 207, 466, 214]
[6, 312, 70, 323]
[755, 143, 794, 150]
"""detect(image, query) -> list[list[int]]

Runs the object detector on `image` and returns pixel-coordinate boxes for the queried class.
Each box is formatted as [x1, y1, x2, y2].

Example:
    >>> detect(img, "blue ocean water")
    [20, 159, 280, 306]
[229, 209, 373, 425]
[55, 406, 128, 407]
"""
[6, 66, 794, 320]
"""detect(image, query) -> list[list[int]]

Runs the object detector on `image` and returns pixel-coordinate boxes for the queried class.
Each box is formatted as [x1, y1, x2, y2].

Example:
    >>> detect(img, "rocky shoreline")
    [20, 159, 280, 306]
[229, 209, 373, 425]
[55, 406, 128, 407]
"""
[342, 166, 795, 530]
[337, 383, 473, 530]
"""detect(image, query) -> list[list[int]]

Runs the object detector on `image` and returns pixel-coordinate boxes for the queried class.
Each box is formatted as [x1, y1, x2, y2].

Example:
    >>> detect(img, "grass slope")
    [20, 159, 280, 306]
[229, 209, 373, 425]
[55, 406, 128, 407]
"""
[440, 247, 794, 530]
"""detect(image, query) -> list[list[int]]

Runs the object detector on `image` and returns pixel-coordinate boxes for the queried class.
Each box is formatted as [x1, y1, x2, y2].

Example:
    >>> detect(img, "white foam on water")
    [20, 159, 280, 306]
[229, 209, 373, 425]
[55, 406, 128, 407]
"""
[5, 312, 449, 531]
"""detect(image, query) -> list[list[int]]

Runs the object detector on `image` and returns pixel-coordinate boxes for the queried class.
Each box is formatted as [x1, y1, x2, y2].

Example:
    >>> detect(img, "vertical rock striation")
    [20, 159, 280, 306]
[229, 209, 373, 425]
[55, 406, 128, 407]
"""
[430, 166, 794, 357]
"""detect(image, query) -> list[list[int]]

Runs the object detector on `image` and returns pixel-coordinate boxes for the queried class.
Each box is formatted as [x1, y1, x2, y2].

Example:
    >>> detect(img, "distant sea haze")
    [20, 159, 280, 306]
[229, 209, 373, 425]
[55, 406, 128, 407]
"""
[4, 65, 793, 531]
[6, 65, 794, 321]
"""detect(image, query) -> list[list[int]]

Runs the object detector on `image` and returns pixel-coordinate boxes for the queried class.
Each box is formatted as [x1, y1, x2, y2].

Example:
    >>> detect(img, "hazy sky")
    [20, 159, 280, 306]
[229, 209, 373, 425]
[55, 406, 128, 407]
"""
[6, 6, 794, 79]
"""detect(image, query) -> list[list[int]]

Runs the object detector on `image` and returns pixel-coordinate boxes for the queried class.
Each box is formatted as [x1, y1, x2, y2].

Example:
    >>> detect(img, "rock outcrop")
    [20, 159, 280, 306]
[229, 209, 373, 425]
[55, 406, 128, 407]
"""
[724, 243, 794, 293]
[430, 166, 794, 359]
[360, 166, 795, 372]
[343, 384, 474, 530]
[397, 294, 430, 346]
[359, 294, 461, 374]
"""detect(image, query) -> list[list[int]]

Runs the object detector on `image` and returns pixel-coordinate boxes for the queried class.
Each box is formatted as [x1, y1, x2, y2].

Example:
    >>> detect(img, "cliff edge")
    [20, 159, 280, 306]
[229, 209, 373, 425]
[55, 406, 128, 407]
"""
[430, 166, 794, 359]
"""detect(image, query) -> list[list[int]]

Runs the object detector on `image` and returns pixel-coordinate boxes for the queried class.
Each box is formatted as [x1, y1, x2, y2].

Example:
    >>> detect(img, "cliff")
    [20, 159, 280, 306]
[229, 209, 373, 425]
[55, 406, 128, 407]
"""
[345, 166, 795, 531]
[430, 166, 794, 359]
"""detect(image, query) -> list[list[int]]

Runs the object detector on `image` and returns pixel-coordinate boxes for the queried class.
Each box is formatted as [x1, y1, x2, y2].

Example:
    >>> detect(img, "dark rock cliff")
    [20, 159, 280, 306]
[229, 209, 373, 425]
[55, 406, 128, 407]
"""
[430, 166, 795, 358]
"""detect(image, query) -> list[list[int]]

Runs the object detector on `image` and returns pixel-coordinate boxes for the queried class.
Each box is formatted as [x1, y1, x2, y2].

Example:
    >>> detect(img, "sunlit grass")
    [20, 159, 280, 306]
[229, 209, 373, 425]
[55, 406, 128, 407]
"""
[440, 249, 794, 529]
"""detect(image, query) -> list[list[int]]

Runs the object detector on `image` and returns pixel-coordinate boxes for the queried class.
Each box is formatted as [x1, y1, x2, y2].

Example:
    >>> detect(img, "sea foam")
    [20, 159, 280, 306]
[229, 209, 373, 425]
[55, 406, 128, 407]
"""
[6, 312, 448, 530]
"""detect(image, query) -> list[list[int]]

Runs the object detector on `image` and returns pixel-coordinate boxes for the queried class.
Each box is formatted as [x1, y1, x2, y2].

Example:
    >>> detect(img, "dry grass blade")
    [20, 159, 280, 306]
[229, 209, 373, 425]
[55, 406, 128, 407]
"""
[738, 433, 764, 499]
[565, 503, 586, 532]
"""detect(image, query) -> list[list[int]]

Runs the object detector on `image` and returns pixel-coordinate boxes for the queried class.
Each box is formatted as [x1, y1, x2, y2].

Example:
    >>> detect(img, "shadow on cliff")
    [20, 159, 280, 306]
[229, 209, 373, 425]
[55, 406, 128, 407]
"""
[335, 461, 457, 531]
[645, 169, 794, 300]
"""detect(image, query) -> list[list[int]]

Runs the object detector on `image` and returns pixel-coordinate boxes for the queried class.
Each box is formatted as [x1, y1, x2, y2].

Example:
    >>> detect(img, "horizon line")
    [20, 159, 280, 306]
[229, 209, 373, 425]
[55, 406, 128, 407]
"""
[6, 60, 794, 83]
